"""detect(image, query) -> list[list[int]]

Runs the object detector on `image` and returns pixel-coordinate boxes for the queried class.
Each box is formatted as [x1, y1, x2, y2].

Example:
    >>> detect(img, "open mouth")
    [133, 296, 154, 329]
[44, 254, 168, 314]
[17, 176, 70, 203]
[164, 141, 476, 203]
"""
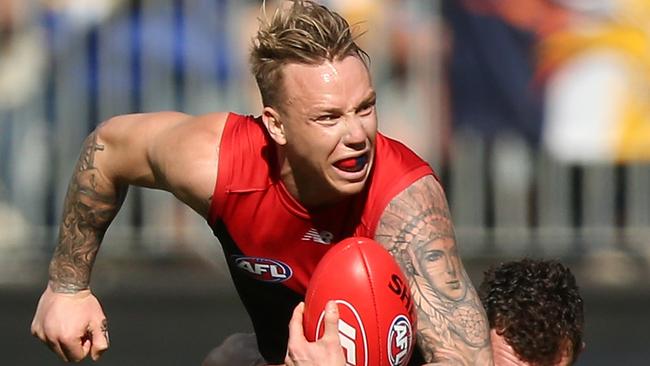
[334, 155, 368, 173]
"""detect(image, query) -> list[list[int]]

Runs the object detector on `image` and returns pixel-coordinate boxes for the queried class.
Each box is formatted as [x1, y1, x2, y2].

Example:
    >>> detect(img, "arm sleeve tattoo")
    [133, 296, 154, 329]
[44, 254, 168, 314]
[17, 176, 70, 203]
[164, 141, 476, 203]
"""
[48, 132, 127, 293]
[375, 175, 493, 365]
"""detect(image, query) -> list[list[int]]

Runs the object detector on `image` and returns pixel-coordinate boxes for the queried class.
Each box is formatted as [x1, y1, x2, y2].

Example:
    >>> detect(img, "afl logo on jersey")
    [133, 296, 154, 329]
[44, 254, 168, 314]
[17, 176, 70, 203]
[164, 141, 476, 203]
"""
[387, 315, 413, 366]
[233, 256, 293, 283]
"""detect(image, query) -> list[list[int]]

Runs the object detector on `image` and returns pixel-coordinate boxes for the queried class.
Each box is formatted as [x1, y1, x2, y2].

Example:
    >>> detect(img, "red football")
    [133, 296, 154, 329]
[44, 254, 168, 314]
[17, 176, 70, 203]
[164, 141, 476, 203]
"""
[303, 237, 417, 366]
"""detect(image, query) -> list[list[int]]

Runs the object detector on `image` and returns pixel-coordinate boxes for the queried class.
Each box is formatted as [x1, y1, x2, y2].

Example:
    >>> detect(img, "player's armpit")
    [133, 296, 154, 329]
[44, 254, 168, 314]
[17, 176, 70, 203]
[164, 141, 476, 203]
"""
[374, 175, 494, 365]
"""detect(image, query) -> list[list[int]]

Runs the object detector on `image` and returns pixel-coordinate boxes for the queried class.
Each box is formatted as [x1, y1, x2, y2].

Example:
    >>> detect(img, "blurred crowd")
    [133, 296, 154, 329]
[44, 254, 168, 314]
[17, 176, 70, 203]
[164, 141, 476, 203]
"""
[1, 0, 649, 246]
[444, 0, 650, 163]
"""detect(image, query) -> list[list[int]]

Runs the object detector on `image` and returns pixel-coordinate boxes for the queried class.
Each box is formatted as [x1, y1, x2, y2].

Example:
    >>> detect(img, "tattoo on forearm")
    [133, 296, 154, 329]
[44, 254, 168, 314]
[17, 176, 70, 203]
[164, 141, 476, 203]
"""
[49, 132, 125, 293]
[376, 176, 493, 365]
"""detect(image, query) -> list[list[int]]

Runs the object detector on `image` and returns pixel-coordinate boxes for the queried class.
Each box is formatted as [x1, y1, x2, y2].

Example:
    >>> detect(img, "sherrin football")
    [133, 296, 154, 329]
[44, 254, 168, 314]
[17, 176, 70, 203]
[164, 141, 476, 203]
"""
[303, 237, 417, 366]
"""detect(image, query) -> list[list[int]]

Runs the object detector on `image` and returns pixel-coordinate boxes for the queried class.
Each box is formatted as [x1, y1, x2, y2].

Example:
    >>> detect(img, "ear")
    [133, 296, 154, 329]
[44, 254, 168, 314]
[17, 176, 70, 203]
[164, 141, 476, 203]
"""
[557, 339, 581, 366]
[262, 106, 286, 145]
[489, 329, 534, 366]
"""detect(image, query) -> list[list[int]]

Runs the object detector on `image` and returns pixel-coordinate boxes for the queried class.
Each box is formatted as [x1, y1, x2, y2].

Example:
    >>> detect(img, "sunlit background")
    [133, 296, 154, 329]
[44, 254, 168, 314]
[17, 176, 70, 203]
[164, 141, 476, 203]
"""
[1, 0, 649, 365]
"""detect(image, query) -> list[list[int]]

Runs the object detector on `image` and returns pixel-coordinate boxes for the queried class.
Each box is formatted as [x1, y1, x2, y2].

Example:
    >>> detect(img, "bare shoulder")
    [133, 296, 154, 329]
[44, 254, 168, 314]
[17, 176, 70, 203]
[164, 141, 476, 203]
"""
[149, 111, 230, 217]
[97, 111, 193, 148]
[98, 110, 228, 149]
[149, 111, 229, 158]
[97, 111, 230, 217]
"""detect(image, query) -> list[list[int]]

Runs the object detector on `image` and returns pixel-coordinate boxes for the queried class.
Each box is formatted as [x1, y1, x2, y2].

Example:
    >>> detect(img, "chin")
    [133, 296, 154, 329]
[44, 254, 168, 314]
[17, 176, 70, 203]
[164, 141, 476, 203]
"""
[328, 164, 372, 197]
[335, 179, 368, 196]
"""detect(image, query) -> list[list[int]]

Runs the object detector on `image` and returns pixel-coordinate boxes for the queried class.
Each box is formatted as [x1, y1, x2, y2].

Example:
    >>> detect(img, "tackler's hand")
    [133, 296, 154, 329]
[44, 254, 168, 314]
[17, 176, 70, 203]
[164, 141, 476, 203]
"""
[31, 282, 109, 362]
[284, 301, 345, 366]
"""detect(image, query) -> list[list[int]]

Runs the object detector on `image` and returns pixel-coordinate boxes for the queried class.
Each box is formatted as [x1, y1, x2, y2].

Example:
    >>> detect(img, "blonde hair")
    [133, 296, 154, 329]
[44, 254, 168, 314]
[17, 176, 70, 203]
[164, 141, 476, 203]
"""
[250, 0, 369, 110]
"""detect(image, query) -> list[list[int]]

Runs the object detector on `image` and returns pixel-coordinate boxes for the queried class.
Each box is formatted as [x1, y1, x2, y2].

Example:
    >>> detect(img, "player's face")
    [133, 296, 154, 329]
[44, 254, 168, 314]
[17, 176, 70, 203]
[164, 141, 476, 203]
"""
[417, 238, 467, 301]
[275, 56, 377, 205]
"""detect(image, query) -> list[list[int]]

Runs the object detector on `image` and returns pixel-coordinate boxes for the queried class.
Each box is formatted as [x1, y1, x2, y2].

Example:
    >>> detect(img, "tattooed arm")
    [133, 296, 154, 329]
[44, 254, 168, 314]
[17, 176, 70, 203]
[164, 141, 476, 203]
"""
[31, 111, 226, 363]
[375, 175, 494, 365]
[48, 131, 127, 293]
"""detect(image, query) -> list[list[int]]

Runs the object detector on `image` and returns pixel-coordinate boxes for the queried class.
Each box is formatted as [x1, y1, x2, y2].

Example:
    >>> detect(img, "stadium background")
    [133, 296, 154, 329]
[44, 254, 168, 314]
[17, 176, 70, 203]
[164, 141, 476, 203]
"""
[1, 0, 649, 365]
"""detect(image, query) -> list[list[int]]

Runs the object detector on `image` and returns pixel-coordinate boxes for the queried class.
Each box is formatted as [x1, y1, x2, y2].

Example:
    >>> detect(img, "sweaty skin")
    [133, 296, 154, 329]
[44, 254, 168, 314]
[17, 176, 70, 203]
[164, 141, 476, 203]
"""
[262, 57, 378, 206]
[32, 55, 493, 365]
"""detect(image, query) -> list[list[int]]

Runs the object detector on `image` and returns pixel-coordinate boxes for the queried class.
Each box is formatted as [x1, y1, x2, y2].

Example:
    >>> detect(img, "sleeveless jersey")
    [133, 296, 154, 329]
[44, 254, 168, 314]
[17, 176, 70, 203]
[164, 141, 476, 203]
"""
[207, 113, 433, 364]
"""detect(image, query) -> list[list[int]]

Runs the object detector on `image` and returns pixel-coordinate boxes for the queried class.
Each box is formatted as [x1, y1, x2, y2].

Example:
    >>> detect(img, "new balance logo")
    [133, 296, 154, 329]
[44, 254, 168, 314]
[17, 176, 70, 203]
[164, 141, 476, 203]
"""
[301, 228, 334, 244]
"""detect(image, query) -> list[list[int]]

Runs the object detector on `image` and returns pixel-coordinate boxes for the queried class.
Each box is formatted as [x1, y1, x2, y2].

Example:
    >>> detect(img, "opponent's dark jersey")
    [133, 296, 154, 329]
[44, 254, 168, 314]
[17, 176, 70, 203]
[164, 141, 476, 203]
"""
[207, 113, 433, 364]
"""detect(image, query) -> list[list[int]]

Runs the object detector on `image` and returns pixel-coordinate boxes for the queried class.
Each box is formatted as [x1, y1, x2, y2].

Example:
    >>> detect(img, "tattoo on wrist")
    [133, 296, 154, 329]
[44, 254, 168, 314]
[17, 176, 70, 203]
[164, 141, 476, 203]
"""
[48, 281, 89, 294]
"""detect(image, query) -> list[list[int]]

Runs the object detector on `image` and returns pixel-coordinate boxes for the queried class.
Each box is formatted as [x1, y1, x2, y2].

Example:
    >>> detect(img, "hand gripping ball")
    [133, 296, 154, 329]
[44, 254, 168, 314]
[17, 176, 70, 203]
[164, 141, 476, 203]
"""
[303, 237, 417, 366]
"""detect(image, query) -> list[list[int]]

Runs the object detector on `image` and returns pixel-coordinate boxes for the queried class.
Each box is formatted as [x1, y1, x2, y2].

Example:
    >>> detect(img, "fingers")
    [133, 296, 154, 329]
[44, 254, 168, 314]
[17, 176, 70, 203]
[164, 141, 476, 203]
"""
[288, 302, 307, 343]
[46, 338, 70, 363]
[286, 302, 307, 364]
[90, 318, 110, 361]
[321, 300, 340, 342]
[285, 300, 346, 366]
[31, 286, 109, 363]
[32, 319, 108, 363]
[284, 354, 296, 366]
[32, 325, 74, 362]
[31, 323, 69, 362]
[48, 321, 108, 363]
[60, 334, 89, 363]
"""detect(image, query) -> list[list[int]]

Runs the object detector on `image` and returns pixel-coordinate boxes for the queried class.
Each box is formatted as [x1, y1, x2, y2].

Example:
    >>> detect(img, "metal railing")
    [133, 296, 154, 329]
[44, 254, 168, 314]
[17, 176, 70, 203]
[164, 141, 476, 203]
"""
[0, 0, 648, 264]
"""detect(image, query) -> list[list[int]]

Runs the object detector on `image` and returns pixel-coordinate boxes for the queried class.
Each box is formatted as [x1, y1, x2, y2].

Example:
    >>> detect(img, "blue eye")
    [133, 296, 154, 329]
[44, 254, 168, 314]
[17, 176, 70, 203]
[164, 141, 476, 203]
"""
[425, 251, 443, 262]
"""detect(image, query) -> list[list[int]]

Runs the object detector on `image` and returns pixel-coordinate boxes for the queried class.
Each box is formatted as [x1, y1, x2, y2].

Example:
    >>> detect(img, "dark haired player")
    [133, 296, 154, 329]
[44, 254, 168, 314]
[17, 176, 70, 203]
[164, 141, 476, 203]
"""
[480, 259, 585, 366]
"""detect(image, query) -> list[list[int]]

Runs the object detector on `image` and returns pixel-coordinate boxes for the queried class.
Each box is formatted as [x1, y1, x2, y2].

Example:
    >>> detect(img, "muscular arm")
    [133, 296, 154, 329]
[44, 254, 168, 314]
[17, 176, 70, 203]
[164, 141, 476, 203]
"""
[32, 111, 226, 362]
[375, 175, 493, 365]
[47, 111, 225, 292]
[48, 131, 126, 293]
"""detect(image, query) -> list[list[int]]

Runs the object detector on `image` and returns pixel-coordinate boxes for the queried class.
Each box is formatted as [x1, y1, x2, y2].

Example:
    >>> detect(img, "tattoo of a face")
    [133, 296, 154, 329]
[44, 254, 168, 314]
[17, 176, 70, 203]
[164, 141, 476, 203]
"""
[375, 175, 492, 365]
[49, 132, 125, 293]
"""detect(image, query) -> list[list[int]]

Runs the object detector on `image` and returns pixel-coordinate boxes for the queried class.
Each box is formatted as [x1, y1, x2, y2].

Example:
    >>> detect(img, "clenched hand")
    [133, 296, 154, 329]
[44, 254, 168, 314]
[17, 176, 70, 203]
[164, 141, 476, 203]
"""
[31, 282, 109, 362]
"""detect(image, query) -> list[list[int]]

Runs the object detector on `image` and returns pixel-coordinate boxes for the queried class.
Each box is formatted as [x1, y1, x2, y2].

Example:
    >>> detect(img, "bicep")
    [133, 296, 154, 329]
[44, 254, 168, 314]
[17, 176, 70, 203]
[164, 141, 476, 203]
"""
[95, 111, 225, 217]
[374, 175, 493, 364]
[94, 112, 188, 188]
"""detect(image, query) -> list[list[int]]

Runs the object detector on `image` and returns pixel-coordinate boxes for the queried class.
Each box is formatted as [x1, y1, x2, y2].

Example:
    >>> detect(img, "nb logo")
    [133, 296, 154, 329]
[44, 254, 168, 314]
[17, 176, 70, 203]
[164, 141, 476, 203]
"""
[301, 228, 334, 244]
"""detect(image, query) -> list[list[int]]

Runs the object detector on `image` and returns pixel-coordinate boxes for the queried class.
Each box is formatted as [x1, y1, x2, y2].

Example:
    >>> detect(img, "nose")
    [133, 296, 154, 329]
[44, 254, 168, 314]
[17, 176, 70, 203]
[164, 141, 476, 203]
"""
[445, 255, 457, 276]
[342, 116, 367, 149]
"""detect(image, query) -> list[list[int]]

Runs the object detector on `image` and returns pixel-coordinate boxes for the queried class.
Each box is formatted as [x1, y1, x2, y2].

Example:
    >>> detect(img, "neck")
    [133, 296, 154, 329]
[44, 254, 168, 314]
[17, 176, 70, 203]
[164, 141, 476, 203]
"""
[275, 148, 341, 208]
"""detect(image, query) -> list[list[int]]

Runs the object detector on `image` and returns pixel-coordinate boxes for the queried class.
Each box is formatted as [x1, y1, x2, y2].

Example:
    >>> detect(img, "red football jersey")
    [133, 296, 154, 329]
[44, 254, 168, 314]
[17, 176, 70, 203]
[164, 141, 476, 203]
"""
[207, 113, 433, 363]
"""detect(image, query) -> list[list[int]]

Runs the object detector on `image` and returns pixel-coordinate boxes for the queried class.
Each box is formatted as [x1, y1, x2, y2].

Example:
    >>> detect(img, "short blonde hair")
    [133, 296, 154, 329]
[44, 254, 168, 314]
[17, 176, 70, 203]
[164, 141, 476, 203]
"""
[250, 0, 369, 110]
